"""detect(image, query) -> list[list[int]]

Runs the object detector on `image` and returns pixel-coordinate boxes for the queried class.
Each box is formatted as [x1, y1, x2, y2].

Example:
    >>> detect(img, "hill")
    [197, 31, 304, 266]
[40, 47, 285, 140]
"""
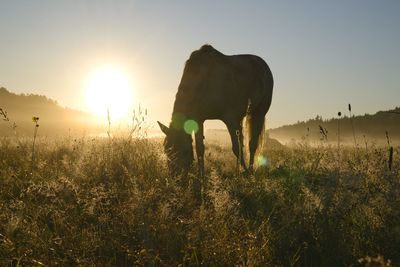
[269, 107, 400, 145]
[0, 87, 100, 136]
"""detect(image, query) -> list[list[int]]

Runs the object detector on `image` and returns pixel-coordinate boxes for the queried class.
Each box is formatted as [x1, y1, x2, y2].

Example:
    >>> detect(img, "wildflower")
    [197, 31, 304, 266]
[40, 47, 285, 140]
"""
[0, 108, 9, 121]
[319, 125, 327, 140]
[32, 117, 39, 127]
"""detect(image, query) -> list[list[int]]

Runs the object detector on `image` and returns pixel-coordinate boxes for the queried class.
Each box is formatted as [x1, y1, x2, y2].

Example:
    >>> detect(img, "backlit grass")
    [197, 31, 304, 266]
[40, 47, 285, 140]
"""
[0, 135, 399, 266]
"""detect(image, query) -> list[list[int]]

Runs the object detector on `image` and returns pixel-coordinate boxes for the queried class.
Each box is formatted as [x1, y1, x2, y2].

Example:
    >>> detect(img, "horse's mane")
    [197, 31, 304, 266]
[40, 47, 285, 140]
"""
[184, 44, 223, 68]
[197, 44, 217, 54]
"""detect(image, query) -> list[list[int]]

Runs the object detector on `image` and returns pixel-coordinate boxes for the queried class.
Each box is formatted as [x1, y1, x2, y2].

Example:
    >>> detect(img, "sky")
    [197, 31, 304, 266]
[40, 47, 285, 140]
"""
[0, 1, 399, 129]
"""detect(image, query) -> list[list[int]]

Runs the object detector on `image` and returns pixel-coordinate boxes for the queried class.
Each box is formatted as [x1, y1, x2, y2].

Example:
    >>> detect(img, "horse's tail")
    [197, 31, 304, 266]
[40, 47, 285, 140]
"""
[243, 107, 266, 163]
[243, 59, 272, 165]
[242, 115, 250, 162]
[257, 117, 266, 156]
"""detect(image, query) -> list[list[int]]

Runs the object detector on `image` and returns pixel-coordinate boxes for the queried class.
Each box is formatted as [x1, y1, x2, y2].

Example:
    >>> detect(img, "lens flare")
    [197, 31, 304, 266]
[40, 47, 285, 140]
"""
[184, 120, 199, 134]
[257, 155, 268, 167]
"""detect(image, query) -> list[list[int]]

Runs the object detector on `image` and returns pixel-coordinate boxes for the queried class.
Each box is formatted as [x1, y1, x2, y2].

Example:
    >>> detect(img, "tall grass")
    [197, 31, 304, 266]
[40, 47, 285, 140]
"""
[0, 131, 398, 266]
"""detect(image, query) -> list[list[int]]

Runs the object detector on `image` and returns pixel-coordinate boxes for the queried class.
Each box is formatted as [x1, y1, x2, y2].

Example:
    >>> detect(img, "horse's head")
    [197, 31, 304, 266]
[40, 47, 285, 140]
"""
[158, 121, 194, 175]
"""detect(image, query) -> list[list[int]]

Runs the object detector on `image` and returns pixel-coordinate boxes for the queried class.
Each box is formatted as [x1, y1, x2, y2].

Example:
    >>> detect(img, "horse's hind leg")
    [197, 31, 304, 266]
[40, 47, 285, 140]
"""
[226, 120, 248, 171]
[248, 108, 267, 171]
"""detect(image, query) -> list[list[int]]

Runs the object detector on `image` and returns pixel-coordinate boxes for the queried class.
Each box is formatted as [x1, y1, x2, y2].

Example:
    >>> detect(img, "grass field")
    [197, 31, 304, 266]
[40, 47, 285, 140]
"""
[0, 133, 399, 266]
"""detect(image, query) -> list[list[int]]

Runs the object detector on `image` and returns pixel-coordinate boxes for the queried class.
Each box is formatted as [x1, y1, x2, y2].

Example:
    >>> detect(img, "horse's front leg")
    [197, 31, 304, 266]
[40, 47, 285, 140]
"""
[193, 122, 205, 204]
[195, 123, 205, 178]
[227, 122, 248, 172]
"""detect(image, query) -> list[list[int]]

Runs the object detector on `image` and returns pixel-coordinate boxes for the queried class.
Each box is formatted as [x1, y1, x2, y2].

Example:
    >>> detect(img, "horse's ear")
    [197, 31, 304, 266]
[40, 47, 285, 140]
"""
[157, 121, 169, 135]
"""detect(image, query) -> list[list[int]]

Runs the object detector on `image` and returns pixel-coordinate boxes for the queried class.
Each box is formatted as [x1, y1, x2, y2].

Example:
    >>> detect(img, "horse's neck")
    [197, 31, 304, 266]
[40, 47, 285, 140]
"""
[172, 90, 198, 117]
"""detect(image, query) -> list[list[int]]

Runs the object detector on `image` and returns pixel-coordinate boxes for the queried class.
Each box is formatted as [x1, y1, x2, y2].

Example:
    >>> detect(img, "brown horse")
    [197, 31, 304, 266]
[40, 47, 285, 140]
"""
[158, 44, 273, 178]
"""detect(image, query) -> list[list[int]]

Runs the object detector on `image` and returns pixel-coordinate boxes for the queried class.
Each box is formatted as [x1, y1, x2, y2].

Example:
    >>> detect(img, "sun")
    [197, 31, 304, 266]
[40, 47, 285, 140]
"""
[85, 65, 134, 122]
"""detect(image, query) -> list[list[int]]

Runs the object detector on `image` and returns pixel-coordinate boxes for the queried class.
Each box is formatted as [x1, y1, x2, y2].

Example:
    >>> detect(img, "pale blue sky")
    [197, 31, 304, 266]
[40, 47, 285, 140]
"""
[0, 1, 399, 128]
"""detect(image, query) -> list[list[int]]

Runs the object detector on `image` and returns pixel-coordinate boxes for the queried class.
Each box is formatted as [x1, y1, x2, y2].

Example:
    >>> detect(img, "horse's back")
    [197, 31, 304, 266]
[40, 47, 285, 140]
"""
[174, 46, 273, 120]
[227, 54, 273, 112]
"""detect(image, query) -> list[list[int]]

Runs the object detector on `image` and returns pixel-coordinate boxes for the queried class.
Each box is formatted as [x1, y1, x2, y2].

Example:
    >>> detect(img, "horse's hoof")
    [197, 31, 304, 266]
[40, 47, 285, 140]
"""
[242, 168, 254, 176]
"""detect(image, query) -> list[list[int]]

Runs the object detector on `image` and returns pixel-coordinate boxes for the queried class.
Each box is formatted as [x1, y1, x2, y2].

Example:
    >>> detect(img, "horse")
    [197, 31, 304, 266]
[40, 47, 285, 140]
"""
[158, 44, 273, 180]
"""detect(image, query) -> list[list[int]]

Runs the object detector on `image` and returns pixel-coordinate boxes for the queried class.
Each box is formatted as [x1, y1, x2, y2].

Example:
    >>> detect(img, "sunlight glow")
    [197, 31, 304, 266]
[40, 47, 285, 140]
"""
[85, 65, 134, 122]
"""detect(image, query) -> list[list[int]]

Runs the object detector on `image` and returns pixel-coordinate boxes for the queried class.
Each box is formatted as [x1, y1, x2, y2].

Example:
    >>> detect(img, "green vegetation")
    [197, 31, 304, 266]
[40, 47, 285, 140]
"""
[0, 131, 398, 266]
